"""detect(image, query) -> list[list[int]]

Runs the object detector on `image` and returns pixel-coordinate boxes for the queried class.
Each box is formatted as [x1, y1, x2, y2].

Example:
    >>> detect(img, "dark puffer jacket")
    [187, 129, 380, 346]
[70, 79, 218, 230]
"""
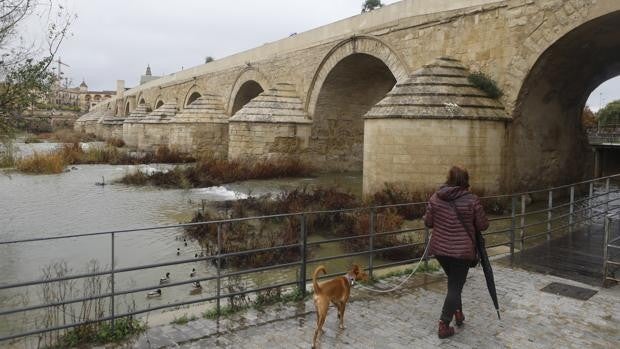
[424, 186, 489, 260]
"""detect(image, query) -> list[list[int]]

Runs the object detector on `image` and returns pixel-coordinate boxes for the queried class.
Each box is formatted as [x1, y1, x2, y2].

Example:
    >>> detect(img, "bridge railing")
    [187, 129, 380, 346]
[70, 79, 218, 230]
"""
[1, 173, 620, 344]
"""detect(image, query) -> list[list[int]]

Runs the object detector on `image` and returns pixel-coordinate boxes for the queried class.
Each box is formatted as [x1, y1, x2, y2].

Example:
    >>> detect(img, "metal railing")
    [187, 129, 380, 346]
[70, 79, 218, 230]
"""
[603, 213, 620, 285]
[1, 173, 620, 343]
[588, 134, 620, 145]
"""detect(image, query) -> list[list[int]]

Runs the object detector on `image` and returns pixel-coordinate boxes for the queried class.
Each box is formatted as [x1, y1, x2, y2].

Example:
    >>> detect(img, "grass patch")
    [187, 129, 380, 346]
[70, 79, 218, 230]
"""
[468, 72, 503, 99]
[203, 305, 239, 320]
[16, 151, 66, 174]
[202, 286, 308, 320]
[47, 317, 145, 349]
[13, 143, 194, 174]
[35, 128, 98, 144]
[170, 314, 197, 325]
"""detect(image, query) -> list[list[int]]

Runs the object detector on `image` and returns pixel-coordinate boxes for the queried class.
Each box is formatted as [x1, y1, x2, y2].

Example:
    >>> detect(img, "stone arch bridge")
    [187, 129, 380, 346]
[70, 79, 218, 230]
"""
[75, 0, 620, 196]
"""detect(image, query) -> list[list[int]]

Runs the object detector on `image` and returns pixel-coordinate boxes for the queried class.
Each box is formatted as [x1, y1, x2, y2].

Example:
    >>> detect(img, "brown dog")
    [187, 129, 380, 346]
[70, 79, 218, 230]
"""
[311, 264, 368, 348]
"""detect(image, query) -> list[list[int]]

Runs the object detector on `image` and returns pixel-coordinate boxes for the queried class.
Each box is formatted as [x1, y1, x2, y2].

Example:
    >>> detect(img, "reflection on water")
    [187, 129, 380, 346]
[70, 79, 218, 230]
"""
[0, 154, 364, 336]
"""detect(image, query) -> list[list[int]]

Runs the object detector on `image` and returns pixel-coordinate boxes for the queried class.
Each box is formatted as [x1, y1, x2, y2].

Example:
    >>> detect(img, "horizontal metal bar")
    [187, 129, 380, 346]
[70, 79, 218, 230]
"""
[371, 257, 425, 270]
[483, 228, 512, 236]
[306, 233, 373, 246]
[370, 242, 425, 254]
[605, 261, 620, 266]
[0, 269, 112, 291]
[485, 241, 511, 249]
[487, 215, 513, 222]
[221, 261, 302, 279]
[520, 219, 550, 230]
[307, 250, 370, 264]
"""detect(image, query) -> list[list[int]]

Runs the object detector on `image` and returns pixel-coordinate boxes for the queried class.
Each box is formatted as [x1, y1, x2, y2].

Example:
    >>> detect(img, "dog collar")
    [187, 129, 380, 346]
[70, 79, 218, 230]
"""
[345, 273, 355, 286]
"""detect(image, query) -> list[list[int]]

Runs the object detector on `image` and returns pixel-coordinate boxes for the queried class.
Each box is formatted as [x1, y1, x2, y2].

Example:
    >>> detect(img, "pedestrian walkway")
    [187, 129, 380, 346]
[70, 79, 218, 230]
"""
[121, 263, 619, 349]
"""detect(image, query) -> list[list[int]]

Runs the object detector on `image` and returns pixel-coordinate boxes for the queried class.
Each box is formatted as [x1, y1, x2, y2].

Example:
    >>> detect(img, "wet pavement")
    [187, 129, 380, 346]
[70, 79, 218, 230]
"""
[116, 263, 620, 349]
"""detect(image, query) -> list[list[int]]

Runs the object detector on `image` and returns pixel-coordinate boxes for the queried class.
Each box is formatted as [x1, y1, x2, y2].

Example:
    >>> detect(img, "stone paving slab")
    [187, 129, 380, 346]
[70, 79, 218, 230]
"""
[119, 265, 619, 349]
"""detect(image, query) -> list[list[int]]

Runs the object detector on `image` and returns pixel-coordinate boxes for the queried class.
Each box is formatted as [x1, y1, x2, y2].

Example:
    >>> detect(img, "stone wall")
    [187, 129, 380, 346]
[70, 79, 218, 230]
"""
[364, 118, 509, 195]
[168, 122, 229, 158]
[229, 122, 311, 161]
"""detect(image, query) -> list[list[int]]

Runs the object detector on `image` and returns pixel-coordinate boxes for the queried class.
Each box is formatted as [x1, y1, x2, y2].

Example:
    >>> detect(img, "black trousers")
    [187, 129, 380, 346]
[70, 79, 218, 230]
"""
[436, 255, 470, 324]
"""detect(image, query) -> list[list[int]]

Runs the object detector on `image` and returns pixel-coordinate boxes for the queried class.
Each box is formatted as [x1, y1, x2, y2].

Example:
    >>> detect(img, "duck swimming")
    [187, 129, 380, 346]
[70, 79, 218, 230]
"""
[147, 289, 162, 298]
[160, 272, 171, 284]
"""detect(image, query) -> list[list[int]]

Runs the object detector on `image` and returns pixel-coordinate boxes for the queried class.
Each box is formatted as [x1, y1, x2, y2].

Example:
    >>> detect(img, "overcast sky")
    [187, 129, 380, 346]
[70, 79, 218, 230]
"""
[24, 0, 619, 108]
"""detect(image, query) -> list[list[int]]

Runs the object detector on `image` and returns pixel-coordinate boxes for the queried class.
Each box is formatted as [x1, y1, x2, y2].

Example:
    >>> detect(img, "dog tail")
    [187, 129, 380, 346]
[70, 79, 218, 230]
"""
[312, 265, 326, 293]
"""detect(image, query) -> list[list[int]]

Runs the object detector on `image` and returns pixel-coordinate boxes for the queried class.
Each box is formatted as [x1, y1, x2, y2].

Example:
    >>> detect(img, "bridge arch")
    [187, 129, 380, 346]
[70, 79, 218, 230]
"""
[511, 8, 620, 190]
[183, 85, 203, 107]
[305, 36, 408, 171]
[227, 68, 271, 115]
[136, 92, 146, 106]
[154, 96, 165, 110]
[306, 36, 409, 117]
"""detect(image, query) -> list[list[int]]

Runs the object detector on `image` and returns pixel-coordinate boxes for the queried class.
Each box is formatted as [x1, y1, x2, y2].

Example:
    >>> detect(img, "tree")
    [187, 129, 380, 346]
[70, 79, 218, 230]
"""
[597, 100, 620, 127]
[362, 0, 383, 13]
[581, 106, 597, 129]
[1, 0, 74, 139]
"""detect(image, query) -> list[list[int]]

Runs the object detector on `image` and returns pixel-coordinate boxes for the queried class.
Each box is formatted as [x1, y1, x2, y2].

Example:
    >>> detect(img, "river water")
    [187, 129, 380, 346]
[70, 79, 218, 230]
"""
[0, 142, 367, 336]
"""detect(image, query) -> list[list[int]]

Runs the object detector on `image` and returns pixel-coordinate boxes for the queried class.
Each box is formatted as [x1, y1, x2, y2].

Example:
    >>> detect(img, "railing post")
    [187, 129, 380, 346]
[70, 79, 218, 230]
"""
[510, 196, 517, 263]
[423, 226, 430, 269]
[299, 214, 307, 298]
[605, 178, 611, 214]
[520, 194, 526, 251]
[588, 181, 594, 224]
[368, 207, 376, 280]
[603, 215, 610, 286]
[110, 232, 115, 332]
[547, 190, 553, 242]
[569, 186, 575, 238]
[216, 223, 222, 316]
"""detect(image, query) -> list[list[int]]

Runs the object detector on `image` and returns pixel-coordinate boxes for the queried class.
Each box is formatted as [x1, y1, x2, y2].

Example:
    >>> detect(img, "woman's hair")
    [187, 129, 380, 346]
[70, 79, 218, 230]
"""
[446, 166, 470, 188]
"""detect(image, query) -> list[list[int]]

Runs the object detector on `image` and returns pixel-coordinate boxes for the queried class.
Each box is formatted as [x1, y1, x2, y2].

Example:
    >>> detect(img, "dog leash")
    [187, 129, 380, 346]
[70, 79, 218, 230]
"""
[354, 233, 432, 293]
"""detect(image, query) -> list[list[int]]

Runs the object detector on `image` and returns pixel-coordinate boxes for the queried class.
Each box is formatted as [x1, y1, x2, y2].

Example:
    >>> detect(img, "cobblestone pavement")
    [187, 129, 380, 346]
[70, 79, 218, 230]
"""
[124, 264, 619, 349]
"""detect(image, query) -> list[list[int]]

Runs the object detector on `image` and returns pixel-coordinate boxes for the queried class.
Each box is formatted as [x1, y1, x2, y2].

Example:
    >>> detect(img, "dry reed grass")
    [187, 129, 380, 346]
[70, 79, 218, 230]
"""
[119, 156, 313, 188]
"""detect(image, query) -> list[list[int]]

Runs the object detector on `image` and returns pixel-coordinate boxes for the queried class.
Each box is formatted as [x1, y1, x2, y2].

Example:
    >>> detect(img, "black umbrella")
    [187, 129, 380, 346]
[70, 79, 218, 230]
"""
[475, 231, 501, 320]
[448, 199, 501, 320]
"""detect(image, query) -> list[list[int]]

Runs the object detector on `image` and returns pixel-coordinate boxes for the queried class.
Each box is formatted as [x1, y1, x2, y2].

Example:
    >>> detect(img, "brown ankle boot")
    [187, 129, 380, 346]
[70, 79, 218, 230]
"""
[455, 310, 465, 327]
[438, 320, 455, 339]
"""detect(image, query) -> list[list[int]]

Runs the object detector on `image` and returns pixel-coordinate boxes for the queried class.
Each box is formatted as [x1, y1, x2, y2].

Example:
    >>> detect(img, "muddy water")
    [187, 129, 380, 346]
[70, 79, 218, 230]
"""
[0, 144, 368, 336]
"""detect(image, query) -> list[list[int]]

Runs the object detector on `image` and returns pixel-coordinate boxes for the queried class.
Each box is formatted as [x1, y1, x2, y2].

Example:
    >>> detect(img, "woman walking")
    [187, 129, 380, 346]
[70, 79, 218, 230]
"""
[424, 166, 489, 338]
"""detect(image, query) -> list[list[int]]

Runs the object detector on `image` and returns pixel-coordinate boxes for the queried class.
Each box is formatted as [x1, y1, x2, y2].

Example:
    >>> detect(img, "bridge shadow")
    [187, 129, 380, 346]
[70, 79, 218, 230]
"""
[504, 224, 608, 286]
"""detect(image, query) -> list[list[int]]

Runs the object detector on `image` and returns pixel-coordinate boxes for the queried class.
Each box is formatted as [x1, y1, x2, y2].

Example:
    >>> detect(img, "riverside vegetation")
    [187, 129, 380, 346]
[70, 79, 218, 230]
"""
[118, 156, 313, 189]
[30, 261, 145, 349]
[184, 185, 430, 270]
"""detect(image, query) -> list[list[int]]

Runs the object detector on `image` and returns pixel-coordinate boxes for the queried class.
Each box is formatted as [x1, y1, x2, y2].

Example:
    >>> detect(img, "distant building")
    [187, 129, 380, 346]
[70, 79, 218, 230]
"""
[140, 65, 161, 85]
[49, 80, 115, 112]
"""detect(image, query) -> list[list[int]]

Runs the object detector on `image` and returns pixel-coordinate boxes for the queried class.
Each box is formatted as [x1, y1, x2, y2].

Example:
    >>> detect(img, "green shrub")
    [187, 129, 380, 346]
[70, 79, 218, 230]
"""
[49, 317, 145, 349]
[468, 72, 503, 99]
[170, 314, 197, 325]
